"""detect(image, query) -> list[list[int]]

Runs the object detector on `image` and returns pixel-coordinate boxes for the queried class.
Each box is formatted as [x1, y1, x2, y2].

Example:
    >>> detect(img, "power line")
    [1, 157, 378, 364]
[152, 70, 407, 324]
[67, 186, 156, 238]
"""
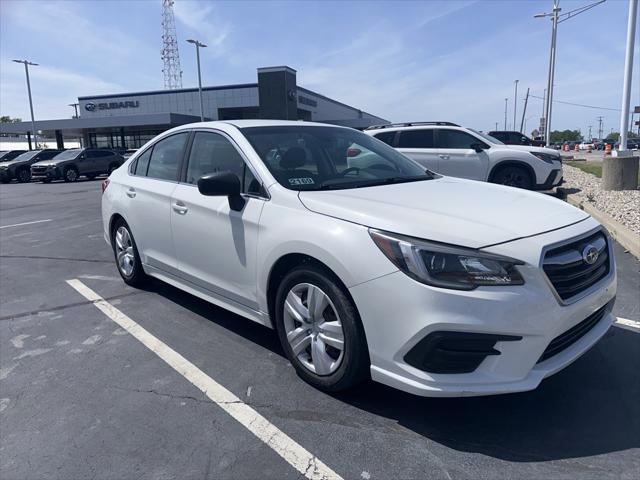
[529, 94, 620, 112]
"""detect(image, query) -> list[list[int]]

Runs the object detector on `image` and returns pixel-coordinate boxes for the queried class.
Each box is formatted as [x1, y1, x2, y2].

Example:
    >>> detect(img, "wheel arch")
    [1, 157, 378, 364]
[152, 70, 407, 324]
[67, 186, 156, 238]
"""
[488, 160, 537, 183]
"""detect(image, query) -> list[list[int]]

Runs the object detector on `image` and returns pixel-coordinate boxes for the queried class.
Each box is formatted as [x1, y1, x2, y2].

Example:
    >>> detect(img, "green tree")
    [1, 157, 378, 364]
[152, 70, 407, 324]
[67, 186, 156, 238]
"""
[0, 116, 22, 123]
[550, 129, 583, 143]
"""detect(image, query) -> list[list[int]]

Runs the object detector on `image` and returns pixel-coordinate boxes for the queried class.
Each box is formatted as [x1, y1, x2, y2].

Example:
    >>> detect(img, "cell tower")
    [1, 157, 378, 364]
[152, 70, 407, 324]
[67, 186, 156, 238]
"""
[161, 0, 183, 89]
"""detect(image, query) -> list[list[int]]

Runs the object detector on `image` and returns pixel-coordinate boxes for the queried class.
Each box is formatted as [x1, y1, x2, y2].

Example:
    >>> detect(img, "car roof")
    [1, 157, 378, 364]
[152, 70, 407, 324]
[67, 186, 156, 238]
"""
[183, 119, 350, 129]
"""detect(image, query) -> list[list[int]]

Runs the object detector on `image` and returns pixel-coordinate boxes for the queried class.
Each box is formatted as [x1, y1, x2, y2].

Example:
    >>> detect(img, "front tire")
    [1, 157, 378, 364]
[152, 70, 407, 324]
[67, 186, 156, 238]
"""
[111, 219, 148, 287]
[16, 168, 31, 183]
[274, 264, 369, 392]
[63, 166, 79, 182]
[490, 165, 533, 190]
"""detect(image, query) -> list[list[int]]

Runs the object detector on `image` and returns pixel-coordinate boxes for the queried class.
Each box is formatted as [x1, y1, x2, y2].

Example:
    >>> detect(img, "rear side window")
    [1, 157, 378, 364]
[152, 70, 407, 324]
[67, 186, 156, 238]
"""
[373, 131, 396, 146]
[95, 151, 112, 157]
[436, 129, 484, 149]
[146, 133, 189, 181]
[397, 129, 434, 148]
[40, 151, 59, 160]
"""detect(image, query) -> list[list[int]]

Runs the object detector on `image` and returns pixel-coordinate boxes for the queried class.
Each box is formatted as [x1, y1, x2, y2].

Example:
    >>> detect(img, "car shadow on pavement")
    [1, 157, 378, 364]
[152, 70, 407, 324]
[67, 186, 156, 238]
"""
[141, 278, 638, 463]
[334, 325, 640, 462]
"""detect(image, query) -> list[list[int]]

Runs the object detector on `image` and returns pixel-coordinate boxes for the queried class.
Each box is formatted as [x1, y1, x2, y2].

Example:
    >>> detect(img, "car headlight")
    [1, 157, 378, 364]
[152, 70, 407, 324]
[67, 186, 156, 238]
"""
[369, 229, 525, 290]
[530, 152, 560, 164]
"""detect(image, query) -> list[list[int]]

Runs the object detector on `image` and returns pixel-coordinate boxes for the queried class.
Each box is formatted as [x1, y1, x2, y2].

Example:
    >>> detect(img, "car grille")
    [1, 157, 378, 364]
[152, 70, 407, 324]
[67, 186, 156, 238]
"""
[538, 300, 611, 363]
[31, 166, 48, 174]
[542, 230, 610, 301]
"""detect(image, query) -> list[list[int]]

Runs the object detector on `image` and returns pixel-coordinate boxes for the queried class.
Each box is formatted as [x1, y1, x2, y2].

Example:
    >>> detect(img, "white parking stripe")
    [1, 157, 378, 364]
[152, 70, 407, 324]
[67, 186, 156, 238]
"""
[66, 279, 342, 480]
[0, 219, 52, 229]
[616, 317, 640, 331]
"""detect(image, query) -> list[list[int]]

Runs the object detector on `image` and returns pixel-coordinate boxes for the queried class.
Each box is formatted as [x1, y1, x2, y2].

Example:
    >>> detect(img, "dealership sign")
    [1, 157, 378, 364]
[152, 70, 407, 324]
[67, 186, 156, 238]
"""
[85, 100, 140, 112]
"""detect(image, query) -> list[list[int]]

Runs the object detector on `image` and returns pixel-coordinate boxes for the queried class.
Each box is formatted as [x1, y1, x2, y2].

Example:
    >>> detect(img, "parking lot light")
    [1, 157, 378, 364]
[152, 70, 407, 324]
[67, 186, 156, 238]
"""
[12, 59, 38, 150]
[186, 39, 207, 122]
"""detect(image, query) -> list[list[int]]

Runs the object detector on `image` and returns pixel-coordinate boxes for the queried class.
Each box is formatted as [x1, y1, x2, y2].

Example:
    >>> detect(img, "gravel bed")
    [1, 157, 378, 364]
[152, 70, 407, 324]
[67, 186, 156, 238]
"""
[561, 164, 640, 235]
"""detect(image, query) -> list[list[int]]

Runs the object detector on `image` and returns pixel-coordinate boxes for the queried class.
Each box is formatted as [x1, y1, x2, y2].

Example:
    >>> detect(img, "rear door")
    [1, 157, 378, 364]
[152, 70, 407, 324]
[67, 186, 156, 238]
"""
[395, 129, 439, 172]
[121, 132, 189, 273]
[93, 150, 113, 173]
[81, 150, 99, 173]
[434, 129, 489, 181]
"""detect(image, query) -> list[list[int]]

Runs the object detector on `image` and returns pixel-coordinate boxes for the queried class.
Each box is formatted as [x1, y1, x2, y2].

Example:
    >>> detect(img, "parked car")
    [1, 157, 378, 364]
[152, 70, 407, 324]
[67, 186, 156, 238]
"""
[579, 142, 594, 151]
[0, 150, 27, 162]
[487, 130, 545, 147]
[0, 149, 62, 183]
[31, 148, 123, 183]
[122, 149, 138, 159]
[102, 120, 616, 397]
[602, 139, 616, 150]
[365, 122, 563, 190]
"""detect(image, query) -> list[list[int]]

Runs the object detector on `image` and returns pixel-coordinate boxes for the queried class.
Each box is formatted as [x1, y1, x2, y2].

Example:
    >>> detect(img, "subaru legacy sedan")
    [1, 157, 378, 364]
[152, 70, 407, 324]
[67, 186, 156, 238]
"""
[102, 120, 616, 397]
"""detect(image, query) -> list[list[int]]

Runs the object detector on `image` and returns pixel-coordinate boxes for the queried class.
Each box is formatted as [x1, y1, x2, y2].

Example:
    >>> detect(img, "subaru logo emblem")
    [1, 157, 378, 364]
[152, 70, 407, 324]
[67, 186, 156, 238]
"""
[582, 244, 599, 265]
[85, 102, 96, 112]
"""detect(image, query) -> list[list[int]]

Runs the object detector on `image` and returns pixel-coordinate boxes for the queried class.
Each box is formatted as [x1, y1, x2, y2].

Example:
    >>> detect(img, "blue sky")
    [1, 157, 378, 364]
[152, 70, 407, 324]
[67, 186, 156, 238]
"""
[1, 0, 638, 136]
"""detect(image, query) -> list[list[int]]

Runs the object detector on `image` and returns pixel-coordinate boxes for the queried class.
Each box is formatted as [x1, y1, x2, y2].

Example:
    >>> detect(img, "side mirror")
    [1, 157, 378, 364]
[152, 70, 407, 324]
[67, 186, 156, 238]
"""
[197, 172, 245, 210]
[80, 154, 85, 159]
[470, 143, 486, 153]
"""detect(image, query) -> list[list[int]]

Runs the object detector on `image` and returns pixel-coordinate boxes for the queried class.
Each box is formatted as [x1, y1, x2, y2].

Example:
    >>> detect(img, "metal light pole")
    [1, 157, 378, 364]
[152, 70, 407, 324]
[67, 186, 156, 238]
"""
[186, 39, 207, 121]
[504, 98, 508, 130]
[513, 80, 519, 132]
[617, 0, 637, 154]
[12, 59, 38, 150]
[535, 0, 606, 146]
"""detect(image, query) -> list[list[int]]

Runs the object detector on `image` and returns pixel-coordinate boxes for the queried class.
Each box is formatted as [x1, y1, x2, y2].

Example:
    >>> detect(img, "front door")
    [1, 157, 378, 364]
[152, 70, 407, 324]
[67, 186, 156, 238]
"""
[170, 130, 266, 310]
[434, 129, 489, 181]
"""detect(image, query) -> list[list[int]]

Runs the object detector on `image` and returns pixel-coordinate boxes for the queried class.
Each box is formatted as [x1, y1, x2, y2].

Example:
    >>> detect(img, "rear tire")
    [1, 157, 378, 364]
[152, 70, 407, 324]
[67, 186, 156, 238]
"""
[16, 168, 31, 183]
[274, 264, 369, 392]
[63, 166, 79, 182]
[490, 165, 533, 190]
[111, 219, 148, 287]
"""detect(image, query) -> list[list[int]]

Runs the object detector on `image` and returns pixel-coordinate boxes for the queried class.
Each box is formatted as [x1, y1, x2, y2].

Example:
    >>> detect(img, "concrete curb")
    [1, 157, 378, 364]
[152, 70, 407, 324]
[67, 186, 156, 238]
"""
[565, 193, 640, 259]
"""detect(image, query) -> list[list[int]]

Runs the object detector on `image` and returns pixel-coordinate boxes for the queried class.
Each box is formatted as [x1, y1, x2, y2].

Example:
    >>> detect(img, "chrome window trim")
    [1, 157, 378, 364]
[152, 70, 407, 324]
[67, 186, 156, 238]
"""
[538, 226, 615, 306]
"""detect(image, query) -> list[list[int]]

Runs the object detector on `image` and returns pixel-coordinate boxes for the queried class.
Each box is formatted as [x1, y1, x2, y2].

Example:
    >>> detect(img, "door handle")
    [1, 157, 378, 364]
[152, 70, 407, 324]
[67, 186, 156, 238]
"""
[126, 188, 136, 198]
[438, 154, 450, 160]
[172, 201, 188, 215]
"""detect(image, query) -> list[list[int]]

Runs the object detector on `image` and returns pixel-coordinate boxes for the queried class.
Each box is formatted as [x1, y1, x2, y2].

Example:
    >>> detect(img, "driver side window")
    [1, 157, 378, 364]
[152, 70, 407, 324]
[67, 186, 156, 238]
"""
[186, 131, 261, 195]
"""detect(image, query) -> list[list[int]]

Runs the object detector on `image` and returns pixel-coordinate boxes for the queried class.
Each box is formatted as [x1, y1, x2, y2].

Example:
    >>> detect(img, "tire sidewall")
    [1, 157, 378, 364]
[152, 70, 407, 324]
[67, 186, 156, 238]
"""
[111, 219, 146, 286]
[17, 168, 31, 183]
[64, 166, 79, 182]
[274, 265, 368, 392]
[492, 166, 533, 189]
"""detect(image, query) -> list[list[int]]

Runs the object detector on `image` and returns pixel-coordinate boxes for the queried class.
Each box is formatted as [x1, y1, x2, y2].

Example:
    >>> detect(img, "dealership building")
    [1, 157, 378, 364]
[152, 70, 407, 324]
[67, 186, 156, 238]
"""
[0, 66, 388, 150]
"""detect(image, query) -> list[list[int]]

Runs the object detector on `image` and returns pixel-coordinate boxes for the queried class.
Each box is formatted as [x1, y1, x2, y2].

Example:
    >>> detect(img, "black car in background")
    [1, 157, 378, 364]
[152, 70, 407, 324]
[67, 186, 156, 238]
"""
[0, 150, 27, 162]
[488, 131, 545, 147]
[31, 148, 124, 183]
[0, 149, 63, 183]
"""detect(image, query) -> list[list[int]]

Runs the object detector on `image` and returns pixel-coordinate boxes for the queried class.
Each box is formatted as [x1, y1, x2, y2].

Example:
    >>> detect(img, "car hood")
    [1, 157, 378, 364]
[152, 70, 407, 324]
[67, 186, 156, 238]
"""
[298, 176, 589, 249]
[32, 159, 64, 167]
[0, 159, 26, 168]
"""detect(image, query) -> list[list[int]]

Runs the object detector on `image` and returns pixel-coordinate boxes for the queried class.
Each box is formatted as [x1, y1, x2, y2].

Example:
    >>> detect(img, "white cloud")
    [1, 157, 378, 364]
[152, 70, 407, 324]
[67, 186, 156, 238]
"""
[173, 1, 232, 56]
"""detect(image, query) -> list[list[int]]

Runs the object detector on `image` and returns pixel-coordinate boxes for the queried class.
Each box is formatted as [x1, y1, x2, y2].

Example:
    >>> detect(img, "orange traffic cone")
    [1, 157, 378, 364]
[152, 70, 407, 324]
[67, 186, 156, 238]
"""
[587, 144, 592, 153]
[605, 143, 612, 155]
[574, 143, 579, 152]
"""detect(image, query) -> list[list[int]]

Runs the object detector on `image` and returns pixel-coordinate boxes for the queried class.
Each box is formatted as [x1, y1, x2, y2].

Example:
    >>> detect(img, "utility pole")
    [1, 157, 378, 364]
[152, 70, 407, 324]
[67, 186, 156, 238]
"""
[68, 103, 79, 118]
[597, 116, 604, 139]
[617, 0, 637, 154]
[513, 80, 519, 132]
[520, 88, 530, 133]
[186, 39, 207, 121]
[504, 98, 508, 130]
[588, 125, 592, 141]
[495, 122, 498, 131]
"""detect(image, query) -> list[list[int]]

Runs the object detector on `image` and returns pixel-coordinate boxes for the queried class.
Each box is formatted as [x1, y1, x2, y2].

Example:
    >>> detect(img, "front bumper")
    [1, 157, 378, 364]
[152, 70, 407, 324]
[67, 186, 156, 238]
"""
[31, 167, 61, 181]
[536, 168, 563, 190]
[349, 219, 616, 397]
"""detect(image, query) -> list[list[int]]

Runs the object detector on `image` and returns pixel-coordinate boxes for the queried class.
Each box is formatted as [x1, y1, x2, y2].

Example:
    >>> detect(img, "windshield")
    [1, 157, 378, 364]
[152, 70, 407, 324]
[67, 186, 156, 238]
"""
[470, 129, 504, 145]
[241, 126, 433, 191]
[52, 149, 81, 161]
[12, 150, 41, 162]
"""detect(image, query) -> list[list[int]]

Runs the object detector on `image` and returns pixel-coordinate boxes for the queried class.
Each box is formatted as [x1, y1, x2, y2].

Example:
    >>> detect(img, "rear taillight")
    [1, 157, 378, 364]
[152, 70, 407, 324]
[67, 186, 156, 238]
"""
[101, 179, 110, 193]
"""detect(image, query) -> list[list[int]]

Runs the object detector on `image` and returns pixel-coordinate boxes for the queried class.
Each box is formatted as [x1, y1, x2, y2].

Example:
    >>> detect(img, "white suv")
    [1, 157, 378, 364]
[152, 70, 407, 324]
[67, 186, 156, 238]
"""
[102, 120, 615, 397]
[365, 122, 563, 190]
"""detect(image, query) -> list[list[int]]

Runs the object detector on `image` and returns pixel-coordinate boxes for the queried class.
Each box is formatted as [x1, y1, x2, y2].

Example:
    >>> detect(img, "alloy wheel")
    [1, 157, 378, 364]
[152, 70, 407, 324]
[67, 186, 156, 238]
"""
[115, 226, 135, 277]
[66, 169, 78, 182]
[283, 283, 345, 376]
[18, 170, 30, 182]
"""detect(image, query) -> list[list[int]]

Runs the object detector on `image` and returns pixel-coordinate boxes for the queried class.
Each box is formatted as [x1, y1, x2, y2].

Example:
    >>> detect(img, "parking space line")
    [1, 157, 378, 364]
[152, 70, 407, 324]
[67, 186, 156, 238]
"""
[0, 219, 52, 229]
[616, 317, 640, 331]
[66, 279, 342, 480]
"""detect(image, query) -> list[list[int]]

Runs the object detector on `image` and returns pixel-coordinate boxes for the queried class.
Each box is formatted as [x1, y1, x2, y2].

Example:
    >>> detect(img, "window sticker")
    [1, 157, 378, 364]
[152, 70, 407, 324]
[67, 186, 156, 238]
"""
[288, 177, 315, 185]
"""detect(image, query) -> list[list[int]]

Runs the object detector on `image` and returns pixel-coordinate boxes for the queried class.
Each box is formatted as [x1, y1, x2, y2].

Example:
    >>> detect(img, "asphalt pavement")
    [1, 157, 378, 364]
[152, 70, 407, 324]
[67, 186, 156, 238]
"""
[1, 179, 639, 480]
